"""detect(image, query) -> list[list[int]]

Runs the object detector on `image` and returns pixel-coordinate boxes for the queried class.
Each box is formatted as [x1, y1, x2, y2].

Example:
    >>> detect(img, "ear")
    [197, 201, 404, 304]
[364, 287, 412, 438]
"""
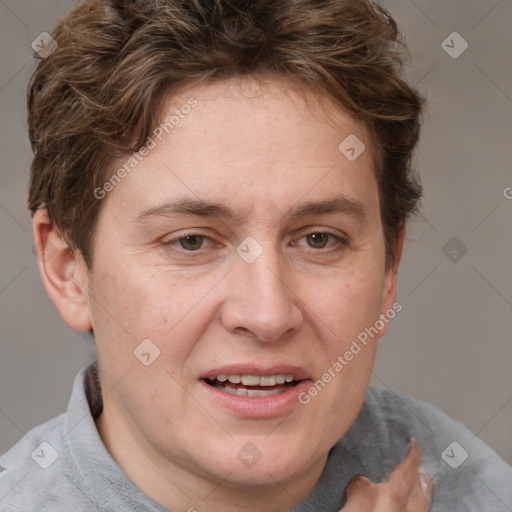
[33, 209, 92, 332]
[378, 224, 405, 336]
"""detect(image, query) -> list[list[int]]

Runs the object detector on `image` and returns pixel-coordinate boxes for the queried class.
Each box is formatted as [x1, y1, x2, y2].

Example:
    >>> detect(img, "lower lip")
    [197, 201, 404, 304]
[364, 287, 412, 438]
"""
[199, 379, 313, 418]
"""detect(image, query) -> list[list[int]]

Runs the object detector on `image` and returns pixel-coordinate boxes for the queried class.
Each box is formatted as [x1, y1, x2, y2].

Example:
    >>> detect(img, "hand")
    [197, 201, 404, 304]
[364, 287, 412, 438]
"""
[341, 438, 433, 511]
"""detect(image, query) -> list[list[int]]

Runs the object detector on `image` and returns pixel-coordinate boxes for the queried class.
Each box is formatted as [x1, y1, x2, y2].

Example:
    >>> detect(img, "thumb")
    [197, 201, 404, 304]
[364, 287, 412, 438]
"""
[344, 475, 373, 497]
[342, 475, 377, 511]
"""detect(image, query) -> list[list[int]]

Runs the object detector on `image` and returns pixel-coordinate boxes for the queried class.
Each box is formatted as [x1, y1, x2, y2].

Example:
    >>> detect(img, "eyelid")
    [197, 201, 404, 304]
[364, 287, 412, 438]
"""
[161, 230, 216, 247]
[160, 227, 350, 258]
[292, 233, 349, 254]
[162, 227, 348, 243]
[293, 226, 350, 244]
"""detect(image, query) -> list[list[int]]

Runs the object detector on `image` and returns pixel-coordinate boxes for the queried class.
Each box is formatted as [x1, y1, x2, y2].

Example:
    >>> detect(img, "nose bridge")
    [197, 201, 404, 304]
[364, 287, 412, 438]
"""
[246, 250, 285, 301]
[222, 238, 302, 340]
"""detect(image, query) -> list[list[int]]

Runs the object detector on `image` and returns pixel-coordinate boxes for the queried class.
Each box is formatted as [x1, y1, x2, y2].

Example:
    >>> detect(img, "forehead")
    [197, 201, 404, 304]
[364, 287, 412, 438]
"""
[163, 76, 372, 158]
[101, 76, 379, 223]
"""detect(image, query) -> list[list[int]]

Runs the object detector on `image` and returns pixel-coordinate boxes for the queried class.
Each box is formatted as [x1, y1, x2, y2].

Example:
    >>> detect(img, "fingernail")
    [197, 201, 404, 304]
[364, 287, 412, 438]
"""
[419, 472, 433, 504]
[419, 472, 428, 490]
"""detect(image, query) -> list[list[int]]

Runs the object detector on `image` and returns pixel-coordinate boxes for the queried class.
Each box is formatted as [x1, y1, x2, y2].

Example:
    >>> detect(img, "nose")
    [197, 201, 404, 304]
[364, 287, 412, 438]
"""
[220, 243, 303, 342]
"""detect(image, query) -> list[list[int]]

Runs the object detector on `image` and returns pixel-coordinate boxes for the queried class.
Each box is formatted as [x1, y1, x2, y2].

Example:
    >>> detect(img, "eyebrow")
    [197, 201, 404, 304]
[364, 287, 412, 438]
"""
[135, 195, 368, 224]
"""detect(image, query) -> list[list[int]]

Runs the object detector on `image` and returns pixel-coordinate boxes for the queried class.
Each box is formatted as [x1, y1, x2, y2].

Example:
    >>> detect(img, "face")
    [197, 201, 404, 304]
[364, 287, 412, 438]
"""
[83, 77, 398, 490]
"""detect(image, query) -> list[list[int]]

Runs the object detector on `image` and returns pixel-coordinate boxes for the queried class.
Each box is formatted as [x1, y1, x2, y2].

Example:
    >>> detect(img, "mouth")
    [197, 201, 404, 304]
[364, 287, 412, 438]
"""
[204, 373, 301, 397]
[199, 365, 311, 417]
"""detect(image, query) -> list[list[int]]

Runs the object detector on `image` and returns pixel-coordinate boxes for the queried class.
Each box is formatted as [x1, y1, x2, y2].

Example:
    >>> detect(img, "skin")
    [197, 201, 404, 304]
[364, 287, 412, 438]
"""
[343, 439, 433, 511]
[33, 76, 428, 512]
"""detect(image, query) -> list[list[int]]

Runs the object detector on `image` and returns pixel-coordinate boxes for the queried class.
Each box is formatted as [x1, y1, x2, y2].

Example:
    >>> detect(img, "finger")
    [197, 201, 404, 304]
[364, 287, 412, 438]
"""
[388, 438, 423, 493]
[400, 477, 431, 511]
[398, 469, 434, 512]
[419, 472, 434, 507]
[342, 441, 433, 512]
[397, 438, 422, 473]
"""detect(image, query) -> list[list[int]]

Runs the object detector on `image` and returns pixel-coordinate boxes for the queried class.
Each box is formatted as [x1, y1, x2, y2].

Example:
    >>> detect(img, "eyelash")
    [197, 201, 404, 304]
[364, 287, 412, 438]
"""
[161, 230, 349, 258]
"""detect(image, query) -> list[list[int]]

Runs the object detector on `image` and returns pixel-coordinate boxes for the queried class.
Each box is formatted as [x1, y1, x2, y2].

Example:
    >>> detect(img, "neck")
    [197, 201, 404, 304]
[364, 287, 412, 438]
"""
[95, 404, 328, 512]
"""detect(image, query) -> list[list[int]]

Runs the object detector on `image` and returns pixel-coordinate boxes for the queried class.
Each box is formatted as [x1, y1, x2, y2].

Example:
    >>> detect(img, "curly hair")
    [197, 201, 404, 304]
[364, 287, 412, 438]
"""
[27, 0, 425, 267]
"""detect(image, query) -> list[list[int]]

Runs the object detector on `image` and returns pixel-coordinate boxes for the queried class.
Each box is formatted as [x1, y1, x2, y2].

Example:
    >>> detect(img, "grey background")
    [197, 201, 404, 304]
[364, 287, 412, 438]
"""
[0, 0, 511, 466]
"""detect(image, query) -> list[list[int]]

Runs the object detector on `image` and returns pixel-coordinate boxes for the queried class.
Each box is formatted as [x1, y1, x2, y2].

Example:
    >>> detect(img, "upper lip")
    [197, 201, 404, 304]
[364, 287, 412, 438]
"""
[200, 364, 311, 381]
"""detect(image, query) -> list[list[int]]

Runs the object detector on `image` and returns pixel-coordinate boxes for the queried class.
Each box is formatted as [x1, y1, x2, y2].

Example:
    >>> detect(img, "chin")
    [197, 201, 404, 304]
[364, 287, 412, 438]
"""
[195, 442, 314, 488]
[218, 464, 303, 488]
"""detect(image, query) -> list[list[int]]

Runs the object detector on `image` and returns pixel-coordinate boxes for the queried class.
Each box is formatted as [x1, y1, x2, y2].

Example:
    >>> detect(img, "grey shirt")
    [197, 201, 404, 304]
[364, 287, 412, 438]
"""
[1, 362, 511, 511]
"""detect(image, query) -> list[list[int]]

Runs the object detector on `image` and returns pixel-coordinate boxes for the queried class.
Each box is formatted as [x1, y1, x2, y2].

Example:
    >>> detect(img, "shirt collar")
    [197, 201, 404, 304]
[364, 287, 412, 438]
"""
[65, 362, 169, 511]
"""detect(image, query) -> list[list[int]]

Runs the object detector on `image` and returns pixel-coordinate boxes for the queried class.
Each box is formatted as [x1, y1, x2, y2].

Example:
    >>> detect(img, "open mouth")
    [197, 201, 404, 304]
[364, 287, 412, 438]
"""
[204, 374, 301, 397]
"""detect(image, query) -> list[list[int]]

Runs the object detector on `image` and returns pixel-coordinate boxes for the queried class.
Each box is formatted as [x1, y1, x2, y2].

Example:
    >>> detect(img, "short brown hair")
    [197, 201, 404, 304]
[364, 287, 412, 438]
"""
[28, 0, 425, 268]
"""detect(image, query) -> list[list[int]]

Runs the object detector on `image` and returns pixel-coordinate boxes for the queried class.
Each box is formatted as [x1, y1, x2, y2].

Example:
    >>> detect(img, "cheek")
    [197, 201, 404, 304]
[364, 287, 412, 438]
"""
[315, 269, 385, 342]
[90, 265, 181, 333]
[88, 264, 223, 367]
[310, 275, 382, 430]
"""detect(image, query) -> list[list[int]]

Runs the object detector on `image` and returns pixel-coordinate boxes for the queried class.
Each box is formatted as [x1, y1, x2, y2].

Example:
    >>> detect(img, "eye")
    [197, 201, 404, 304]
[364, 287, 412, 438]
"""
[294, 230, 348, 251]
[161, 233, 214, 253]
[305, 232, 330, 249]
[176, 234, 207, 251]
[160, 229, 348, 260]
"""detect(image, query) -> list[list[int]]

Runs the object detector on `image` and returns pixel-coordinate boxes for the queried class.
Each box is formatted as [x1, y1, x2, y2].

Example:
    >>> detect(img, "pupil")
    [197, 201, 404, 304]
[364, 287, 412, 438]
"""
[180, 235, 203, 250]
[308, 233, 328, 248]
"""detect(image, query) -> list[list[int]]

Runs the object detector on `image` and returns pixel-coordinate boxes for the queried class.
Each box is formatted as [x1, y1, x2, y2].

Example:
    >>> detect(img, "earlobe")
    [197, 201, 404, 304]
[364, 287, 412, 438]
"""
[33, 209, 93, 332]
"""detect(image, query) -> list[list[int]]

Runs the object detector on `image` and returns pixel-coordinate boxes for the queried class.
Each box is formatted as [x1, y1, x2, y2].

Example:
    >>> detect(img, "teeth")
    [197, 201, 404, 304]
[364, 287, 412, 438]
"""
[217, 386, 286, 397]
[259, 375, 276, 386]
[241, 375, 262, 386]
[214, 374, 297, 386]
